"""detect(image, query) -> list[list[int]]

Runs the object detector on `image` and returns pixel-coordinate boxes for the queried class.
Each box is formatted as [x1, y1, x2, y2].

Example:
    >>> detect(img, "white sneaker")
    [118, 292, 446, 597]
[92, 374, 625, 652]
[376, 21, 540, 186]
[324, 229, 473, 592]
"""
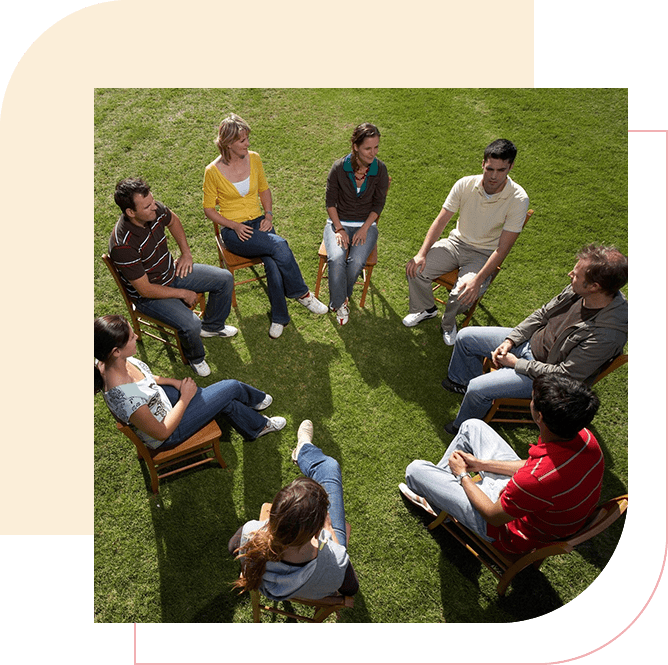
[442, 323, 458, 346]
[269, 322, 284, 339]
[402, 309, 438, 327]
[253, 394, 273, 411]
[335, 302, 349, 326]
[298, 292, 328, 315]
[257, 416, 287, 438]
[190, 359, 211, 377]
[292, 419, 314, 463]
[200, 325, 238, 338]
[398, 482, 437, 517]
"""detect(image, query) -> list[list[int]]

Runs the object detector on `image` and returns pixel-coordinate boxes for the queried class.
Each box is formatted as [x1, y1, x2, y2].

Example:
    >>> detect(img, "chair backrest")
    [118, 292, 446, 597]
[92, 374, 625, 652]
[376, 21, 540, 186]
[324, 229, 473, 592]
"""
[566, 494, 628, 548]
[522, 208, 534, 229]
[590, 353, 628, 386]
[101, 253, 139, 323]
[116, 421, 153, 456]
[211, 221, 222, 243]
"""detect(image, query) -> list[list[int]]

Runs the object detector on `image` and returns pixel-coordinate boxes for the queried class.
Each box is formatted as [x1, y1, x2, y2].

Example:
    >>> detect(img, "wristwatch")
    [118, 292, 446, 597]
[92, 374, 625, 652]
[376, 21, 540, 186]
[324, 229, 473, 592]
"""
[456, 472, 468, 485]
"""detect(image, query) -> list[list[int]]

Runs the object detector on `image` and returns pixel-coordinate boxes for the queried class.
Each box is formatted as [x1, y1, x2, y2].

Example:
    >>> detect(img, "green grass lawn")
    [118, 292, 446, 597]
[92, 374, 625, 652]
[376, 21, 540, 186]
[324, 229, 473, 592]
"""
[94, 88, 627, 623]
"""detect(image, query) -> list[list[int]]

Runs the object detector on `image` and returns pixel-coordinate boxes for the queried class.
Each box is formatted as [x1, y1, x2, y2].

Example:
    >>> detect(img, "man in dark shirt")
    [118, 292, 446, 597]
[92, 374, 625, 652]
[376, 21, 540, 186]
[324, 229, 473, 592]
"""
[109, 177, 235, 377]
[441, 244, 628, 433]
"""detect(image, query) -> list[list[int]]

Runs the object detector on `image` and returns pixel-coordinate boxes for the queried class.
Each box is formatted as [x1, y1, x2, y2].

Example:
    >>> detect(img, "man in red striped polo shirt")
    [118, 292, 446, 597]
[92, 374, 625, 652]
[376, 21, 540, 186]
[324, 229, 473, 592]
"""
[401, 374, 604, 554]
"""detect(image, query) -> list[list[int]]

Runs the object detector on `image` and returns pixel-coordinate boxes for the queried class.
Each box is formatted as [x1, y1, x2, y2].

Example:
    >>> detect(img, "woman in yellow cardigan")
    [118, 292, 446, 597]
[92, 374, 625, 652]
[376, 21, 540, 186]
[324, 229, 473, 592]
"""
[203, 114, 327, 339]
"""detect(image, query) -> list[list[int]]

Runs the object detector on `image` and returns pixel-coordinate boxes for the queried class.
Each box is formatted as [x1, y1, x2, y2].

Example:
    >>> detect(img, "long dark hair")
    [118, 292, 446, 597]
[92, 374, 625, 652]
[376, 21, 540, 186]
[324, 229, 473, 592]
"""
[94, 315, 131, 394]
[233, 477, 329, 592]
[350, 122, 381, 172]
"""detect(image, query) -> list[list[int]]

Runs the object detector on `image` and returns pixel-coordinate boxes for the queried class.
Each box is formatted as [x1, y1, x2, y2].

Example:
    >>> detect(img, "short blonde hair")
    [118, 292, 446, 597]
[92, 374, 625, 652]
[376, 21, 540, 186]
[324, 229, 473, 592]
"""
[215, 113, 251, 164]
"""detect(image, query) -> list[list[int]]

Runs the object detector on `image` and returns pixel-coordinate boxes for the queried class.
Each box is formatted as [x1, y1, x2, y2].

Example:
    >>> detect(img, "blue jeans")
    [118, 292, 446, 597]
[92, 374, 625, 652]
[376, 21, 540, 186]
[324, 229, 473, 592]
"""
[322, 221, 378, 309]
[136, 263, 234, 364]
[221, 216, 308, 325]
[161, 380, 267, 445]
[406, 420, 520, 540]
[297, 444, 347, 548]
[448, 326, 535, 426]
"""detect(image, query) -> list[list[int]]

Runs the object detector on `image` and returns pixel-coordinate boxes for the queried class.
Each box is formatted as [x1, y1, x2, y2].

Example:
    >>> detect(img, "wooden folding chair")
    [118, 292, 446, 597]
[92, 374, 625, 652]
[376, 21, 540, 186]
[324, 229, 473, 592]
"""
[427, 493, 628, 596]
[314, 242, 378, 308]
[115, 420, 226, 494]
[212, 223, 266, 308]
[432, 209, 534, 328]
[101, 254, 205, 366]
[483, 353, 628, 425]
[248, 503, 354, 622]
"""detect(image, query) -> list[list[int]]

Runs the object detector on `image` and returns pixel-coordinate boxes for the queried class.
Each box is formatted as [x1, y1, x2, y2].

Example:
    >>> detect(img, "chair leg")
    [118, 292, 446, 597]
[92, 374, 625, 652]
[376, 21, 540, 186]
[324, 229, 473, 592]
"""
[174, 332, 190, 366]
[143, 456, 160, 494]
[495, 547, 561, 596]
[460, 301, 478, 328]
[359, 264, 374, 308]
[132, 444, 161, 494]
[314, 256, 327, 300]
[250, 590, 262, 623]
[312, 606, 338, 622]
[427, 511, 449, 530]
[212, 440, 227, 469]
[131, 320, 143, 341]
[230, 268, 238, 308]
[483, 400, 500, 423]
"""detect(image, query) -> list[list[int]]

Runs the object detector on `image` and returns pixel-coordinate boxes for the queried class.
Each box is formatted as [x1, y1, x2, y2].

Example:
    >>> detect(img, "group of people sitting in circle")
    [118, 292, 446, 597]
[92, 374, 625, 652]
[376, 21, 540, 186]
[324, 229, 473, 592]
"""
[95, 116, 628, 606]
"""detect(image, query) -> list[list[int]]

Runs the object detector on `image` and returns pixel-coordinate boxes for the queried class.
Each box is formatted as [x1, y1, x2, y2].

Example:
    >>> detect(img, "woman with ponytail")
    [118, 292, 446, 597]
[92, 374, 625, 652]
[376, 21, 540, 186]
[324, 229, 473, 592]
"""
[323, 122, 389, 325]
[94, 314, 286, 448]
[230, 420, 358, 600]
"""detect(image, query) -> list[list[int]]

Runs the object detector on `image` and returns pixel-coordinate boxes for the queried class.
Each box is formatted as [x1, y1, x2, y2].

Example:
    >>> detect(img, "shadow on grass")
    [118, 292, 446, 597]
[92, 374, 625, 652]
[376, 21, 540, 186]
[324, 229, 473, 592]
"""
[399, 488, 626, 623]
[334, 287, 464, 433]
[416, 504, 565, 622]
[137, 309, 352, 621]
[145, 464, 240, 622]
[231, 312, 344, 521]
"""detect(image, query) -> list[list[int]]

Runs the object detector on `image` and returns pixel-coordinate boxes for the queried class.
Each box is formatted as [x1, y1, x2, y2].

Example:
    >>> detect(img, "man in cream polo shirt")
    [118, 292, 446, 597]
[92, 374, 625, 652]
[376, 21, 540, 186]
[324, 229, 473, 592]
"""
[403, 139, 529, 345]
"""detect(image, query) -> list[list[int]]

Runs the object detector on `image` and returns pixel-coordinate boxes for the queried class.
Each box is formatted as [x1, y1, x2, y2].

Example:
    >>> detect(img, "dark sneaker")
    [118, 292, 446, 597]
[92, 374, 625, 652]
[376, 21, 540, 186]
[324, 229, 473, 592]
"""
[444, 421, 459, 436]
[441, 377, 467, 394]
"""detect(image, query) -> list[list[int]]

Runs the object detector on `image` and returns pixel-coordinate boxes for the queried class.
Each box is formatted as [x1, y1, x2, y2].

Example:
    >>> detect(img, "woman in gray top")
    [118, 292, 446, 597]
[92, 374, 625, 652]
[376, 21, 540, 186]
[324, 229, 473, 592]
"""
[231, 420, 358, 601]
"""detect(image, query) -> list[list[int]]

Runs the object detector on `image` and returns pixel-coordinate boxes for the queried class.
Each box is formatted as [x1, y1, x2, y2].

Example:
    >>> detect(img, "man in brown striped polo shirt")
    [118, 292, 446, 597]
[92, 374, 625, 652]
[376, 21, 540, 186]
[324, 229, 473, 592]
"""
[109, 177, 236, 377]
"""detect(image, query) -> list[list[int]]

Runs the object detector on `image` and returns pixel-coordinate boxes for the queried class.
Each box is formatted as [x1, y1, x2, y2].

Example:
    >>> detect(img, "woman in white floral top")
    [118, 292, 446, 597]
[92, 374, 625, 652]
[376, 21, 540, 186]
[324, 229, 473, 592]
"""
[95, 315, 286, 449]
